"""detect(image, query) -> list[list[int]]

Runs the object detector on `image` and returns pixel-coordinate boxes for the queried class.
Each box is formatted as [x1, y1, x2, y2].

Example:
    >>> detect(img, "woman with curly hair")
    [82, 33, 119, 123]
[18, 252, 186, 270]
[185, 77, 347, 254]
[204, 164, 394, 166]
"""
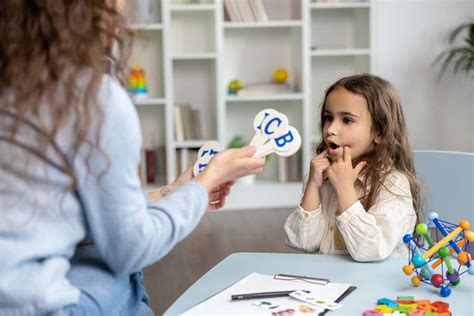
[0, 1, 265, 314]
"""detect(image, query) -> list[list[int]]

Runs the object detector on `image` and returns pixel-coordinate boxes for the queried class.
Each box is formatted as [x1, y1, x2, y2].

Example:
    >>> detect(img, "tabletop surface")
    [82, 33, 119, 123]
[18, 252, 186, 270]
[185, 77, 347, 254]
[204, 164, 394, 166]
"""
[164, 252, 474, 315]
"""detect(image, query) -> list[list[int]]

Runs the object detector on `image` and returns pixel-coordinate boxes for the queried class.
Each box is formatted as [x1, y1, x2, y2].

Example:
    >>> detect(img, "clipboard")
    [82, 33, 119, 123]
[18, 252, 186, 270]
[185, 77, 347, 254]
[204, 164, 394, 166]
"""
[183, 272, 355, 315]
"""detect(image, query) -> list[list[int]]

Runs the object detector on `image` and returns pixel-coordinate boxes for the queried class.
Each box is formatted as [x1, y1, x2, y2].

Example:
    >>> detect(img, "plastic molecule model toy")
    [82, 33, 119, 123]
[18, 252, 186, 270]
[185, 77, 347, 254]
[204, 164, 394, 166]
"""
[402, 212, 474, 297]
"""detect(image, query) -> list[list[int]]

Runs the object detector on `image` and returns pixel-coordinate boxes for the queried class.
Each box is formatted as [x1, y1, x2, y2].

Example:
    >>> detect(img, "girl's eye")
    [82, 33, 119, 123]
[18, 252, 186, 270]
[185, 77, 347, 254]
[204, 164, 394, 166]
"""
[343, 117, 354, 124]
[323, 115, 332, 123]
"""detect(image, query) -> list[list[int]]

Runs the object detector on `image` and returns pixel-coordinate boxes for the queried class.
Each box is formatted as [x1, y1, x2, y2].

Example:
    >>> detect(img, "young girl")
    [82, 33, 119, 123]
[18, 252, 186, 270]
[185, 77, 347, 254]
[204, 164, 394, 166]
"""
[0, 1, 264, 314]
[285, 74, 420, 262]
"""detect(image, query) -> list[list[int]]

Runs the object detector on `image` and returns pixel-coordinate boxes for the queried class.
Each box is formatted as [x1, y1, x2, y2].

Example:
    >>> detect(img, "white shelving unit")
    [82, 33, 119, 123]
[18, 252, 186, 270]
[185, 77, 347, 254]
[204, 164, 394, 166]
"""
[127, 0, 373, 210]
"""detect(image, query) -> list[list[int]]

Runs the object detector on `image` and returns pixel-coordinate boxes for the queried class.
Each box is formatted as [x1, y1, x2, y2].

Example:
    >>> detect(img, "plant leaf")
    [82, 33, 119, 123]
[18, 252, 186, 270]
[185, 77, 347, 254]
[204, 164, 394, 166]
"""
[449, 22, 473, 44]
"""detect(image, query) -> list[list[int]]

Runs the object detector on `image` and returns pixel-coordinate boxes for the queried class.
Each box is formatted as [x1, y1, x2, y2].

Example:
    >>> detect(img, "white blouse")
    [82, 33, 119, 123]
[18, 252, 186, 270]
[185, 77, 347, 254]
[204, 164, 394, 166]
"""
[284, 171, 417, 261]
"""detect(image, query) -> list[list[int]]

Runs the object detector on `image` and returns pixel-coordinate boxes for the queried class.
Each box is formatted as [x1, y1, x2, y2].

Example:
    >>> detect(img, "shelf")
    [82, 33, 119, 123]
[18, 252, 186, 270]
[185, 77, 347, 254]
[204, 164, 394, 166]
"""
[311, 48, 370, 57]
[133, 97, 166, 106]
[174, 140, 216, 149]
[129, 23, 163, 31]
[172, 53, 217, 60]
[223, 20, 303, 29]
[310, 2, 370, 9]
[170, 4, 216, 12]
[226, 93, 304, 102]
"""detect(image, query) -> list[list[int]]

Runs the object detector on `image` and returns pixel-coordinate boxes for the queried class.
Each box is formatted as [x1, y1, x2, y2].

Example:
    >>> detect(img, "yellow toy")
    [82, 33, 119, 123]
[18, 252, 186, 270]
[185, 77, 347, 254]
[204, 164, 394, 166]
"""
[273, 68, 288, 84]
[228, 79, 243, 95]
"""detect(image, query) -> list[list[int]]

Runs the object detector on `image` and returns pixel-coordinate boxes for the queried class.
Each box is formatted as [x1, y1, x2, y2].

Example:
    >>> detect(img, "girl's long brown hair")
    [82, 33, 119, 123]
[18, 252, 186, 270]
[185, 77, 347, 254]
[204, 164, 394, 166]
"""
[316, 74, 421, 219]
[0, 0, 131, 190]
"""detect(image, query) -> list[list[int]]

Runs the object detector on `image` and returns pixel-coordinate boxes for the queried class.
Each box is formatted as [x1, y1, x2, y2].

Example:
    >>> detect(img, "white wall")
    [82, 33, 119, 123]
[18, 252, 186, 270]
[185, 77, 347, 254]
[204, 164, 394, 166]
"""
[373, 0, 473, 152]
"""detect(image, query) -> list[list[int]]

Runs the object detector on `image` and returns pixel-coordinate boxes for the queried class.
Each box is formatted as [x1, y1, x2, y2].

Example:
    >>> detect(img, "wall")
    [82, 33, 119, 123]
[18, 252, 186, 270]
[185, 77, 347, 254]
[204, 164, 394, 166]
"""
[373, 0, 473, 152]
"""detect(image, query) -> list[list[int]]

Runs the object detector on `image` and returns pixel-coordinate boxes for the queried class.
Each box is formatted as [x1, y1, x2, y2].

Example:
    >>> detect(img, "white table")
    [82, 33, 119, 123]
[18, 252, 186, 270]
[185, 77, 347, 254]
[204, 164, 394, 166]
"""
[164, 252, 474, 315]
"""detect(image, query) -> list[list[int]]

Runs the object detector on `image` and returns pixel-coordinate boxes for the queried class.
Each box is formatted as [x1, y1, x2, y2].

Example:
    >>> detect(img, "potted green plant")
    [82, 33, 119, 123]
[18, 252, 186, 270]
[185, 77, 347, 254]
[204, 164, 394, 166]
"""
[433, 20, 474, 79]
[228, 136, 256, 185]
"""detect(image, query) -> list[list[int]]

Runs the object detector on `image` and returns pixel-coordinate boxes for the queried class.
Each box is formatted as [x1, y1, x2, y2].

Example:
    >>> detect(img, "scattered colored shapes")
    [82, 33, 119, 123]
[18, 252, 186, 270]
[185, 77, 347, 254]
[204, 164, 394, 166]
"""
[374, 304, 393, 313]
[377, 298, 398, 308]
[362, 310, 382, 316]
[365, 296, 454, 316]
[432, 301, 449, 312]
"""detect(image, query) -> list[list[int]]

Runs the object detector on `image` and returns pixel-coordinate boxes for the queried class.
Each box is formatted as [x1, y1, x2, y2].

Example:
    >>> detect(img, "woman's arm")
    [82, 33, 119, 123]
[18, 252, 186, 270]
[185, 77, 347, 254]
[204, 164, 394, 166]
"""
[76, 77, 263, 274]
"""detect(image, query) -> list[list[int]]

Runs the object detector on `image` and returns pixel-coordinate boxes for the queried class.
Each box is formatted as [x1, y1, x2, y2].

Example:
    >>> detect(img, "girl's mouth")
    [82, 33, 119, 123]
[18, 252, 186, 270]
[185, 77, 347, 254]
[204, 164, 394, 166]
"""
[328, 142, 340, 150]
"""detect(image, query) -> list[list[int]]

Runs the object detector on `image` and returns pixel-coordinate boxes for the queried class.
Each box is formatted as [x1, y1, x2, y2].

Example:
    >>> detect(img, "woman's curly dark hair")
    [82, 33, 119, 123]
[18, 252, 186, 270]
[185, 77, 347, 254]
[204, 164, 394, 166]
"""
[0, 0, 131, 190]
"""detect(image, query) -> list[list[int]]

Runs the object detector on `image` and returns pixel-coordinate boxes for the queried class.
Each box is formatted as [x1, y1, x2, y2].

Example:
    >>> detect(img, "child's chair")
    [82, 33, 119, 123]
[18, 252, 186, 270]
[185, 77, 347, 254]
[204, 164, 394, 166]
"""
[413, 150, 474, 224]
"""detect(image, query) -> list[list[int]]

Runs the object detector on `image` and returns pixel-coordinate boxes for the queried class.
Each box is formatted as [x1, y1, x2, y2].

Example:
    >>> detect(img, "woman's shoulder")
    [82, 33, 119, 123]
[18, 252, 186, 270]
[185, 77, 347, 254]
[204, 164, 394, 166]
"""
[98, 75, 133, 108]
[96, 74, 141, 139]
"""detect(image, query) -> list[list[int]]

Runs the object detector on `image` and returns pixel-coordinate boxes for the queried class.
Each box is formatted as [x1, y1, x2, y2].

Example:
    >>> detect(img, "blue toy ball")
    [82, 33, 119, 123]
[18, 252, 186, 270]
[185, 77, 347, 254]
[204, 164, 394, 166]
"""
[440, 285, 451, 297]
[428, 212, 439, 221]
[403, 234, 412, 244]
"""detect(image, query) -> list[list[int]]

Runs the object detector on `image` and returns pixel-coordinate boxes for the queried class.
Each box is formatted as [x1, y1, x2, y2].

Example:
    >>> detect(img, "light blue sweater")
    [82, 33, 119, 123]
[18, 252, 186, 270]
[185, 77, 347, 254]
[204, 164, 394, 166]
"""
[0, 75, 208, 313]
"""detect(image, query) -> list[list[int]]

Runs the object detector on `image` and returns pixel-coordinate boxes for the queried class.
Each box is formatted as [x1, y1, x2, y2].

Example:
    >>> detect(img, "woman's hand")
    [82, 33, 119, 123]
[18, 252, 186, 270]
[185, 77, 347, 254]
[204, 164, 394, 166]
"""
[207, 180, 235, 211]
[195, 146, 265, 194]
[308, 150, 330, 188]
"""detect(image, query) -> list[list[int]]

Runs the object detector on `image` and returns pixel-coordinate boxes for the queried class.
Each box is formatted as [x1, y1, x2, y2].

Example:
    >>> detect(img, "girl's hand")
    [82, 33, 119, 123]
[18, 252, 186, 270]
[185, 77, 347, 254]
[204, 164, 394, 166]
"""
[326, 146, 367, 192]
[309, 150, 330, 188]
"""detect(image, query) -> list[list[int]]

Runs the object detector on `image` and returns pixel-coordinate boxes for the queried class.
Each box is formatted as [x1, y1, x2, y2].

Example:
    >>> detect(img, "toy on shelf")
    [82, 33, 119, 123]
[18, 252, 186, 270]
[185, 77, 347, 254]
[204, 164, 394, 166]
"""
[227, 79, 243, 95]
[362, 296, 452, 315]
[273, 67, 288, 84]
[128, 63, 149, 99]
[402, 212, 474, 297]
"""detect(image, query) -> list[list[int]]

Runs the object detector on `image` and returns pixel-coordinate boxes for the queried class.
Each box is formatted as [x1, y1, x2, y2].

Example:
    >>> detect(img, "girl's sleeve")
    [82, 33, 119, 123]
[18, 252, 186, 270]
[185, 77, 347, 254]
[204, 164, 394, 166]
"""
[74, 76, 208, 274]
[284, 203, 327, 253]
[335, 172, 417, 261]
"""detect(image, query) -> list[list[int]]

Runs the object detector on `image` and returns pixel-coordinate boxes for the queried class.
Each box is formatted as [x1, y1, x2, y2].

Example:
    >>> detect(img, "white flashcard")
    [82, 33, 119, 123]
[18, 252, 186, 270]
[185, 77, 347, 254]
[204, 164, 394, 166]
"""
[253, 126, 301, 158]
[259, 111, 289, 140]
[193, 141, 222, 176]
[249, 108, 279, 147]
[289, 290, 343, 310]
